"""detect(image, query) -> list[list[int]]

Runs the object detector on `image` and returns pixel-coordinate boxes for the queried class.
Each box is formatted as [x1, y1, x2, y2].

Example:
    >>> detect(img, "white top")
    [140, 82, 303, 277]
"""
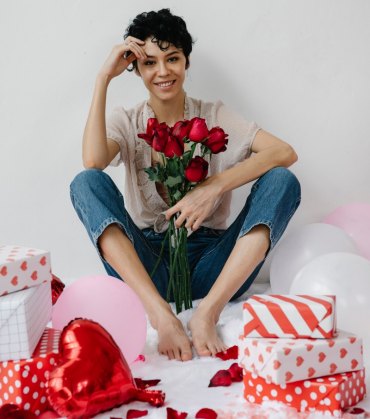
[106, 95, 261, 232]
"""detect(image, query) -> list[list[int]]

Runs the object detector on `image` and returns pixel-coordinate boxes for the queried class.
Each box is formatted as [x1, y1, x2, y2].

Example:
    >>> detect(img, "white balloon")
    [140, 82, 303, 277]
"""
[290, 252, 370, 360]
[270, 223, 358, 293]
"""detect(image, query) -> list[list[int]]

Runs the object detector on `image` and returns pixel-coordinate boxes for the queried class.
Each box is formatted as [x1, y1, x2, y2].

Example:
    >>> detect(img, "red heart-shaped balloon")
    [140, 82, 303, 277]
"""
[47, 319, 164, 418]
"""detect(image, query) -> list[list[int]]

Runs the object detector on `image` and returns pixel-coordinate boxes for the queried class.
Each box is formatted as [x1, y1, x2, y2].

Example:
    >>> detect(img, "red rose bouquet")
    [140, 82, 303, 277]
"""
[138, 117, 228, 313]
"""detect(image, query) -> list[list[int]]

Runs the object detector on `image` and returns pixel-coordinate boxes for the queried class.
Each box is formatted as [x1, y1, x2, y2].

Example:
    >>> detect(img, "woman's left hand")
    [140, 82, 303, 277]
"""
[165, 179, 223, 231]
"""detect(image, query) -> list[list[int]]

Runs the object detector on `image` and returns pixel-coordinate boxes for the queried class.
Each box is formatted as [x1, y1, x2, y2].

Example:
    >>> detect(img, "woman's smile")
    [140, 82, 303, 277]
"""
[155, 80, 176, 89]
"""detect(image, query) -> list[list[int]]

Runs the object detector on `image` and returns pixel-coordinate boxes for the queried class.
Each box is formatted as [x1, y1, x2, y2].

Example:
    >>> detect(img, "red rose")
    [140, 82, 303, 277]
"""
[152, 124, 169, 152]
[171, 120, 192, 140]
[204, 127, 228, 153]
[185, 156, 209, 182]
[164, 134, 184, 157]
[138, 118, 160, 146]
[188, 118, 209, 142]
[147, 118, 159, 136]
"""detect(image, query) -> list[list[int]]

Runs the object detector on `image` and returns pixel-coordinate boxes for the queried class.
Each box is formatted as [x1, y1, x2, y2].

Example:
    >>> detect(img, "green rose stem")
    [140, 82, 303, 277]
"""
[149, 139, 204, 313]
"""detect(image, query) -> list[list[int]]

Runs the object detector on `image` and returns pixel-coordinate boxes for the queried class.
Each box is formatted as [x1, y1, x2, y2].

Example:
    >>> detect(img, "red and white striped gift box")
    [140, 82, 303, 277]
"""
[242, 295, 336, 339]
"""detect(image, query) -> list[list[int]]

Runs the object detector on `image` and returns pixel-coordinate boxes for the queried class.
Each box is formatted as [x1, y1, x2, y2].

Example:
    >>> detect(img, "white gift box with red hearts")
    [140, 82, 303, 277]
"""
[0, 245, 52, 296]
[0, 282, 52, 361]
[239, 330, 363, 385]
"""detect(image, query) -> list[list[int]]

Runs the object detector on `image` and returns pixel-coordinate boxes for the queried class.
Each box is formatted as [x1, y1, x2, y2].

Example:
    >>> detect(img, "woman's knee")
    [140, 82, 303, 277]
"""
[260, 167, 301, 200]
[70, 168, 106, 195]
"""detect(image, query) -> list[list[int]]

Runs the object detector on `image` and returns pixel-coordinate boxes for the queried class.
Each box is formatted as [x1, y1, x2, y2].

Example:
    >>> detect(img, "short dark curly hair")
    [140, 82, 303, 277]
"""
[124, 8, 194, 72]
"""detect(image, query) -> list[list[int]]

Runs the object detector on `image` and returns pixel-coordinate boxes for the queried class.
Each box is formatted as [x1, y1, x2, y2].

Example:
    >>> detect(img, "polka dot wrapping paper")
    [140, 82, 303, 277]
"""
[243, 368, 366, 417]
[239, 330, 363, 385]
[242, 295, 336, 339]
[0, 328, 60, 415]
[0, 245, 52, 296]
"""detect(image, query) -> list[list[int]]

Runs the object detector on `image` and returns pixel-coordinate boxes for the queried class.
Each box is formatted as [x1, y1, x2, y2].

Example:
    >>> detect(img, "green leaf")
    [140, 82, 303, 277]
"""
[182, 150, 192, 167]
[164, 175, 182, 188]
[172, 190, 182, 202]
[166, 159, 179, 177]
[144, 164, 164, 182]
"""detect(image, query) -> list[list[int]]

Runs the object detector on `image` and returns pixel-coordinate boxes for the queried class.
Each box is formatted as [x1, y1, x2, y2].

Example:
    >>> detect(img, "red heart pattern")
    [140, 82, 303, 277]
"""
[0, 245, 52, 295]
[340, 348, 348, 358]
[285, 371, 293, 381]
[308, 367, 316, 377]
[296, 356, 304, 366]
[351, 359, 359, 369]
[306, 344, 314, 351]
[240, 330, 362, 385]
[273, 360, 281, 370]
[318, 352, 326, 362]
[47, 319, 164, 418]
[283, 347, 291, 355]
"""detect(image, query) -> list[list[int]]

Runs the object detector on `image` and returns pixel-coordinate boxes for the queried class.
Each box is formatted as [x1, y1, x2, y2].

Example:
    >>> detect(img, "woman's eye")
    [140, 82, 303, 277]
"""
[144, 60, 155, 66]
[168, 57, 178, 62]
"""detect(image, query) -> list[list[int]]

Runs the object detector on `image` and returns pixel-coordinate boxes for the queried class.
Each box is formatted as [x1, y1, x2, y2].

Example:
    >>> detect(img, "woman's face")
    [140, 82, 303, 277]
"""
[136, 39, 188, 102]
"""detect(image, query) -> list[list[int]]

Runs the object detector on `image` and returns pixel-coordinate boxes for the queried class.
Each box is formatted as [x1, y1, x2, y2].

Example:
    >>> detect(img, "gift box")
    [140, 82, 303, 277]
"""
[242, 294, 336, 339]
[243, 369, 366, 417]
[239, 330, 363, 385]
[0, 282, 52, 361]
[0, 328, 60, 415]
[0, 245, 52, 296]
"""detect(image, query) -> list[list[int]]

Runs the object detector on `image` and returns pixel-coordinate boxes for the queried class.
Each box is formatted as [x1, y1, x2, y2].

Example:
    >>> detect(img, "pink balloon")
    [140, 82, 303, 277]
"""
[323, 202, 370, 260]
[52, 275, 147, 364]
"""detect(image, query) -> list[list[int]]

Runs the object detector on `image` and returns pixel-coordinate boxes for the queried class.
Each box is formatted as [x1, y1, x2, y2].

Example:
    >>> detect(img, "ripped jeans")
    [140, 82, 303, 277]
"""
[70, 167, 301, 301]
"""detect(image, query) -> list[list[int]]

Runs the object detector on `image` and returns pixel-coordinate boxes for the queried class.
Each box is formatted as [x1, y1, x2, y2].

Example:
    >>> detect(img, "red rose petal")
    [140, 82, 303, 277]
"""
[346, 407, 366, 415]
[228, 362, 243, 382]
[126, 409, 149, 418]
[167, 407, 188, 419]
[215, 345, 238, 360]
[208, 369, 232, 387]
[135, 354, 146, 362]
[195, 407, 218, 418]
[134, 378, 161, 389]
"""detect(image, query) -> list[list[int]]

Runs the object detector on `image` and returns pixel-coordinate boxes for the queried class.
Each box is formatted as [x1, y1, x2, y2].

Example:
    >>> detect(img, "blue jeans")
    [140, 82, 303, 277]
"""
[70, 167, 300, 301]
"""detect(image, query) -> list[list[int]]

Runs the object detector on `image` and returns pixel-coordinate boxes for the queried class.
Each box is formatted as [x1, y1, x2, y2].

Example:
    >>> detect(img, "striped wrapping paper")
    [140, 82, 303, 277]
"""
[242, 295, 336, 339]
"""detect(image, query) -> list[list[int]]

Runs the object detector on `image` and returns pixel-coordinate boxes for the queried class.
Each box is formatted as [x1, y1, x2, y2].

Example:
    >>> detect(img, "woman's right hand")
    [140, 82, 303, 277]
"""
[98, 36, 146, 81]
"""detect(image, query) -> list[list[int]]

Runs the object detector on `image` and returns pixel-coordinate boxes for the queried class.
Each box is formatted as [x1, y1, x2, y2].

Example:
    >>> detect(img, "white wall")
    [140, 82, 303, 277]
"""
[1, 0, 370, 282]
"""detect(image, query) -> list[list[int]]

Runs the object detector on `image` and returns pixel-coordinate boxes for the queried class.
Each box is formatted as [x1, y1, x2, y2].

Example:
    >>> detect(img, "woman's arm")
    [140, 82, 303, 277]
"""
[165, 130, 298, 230]
[82, 38, 147, 169]
[207, 129, 298, 194]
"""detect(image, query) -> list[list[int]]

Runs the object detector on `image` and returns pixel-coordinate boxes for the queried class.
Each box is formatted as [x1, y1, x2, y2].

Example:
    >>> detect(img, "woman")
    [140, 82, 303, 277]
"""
[70, 9, 301, 361]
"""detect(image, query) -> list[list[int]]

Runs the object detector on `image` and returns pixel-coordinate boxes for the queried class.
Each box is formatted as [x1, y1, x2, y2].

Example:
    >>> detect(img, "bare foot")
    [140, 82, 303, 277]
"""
[188, 305, 227, 357]
[152, 310, 193, 361]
